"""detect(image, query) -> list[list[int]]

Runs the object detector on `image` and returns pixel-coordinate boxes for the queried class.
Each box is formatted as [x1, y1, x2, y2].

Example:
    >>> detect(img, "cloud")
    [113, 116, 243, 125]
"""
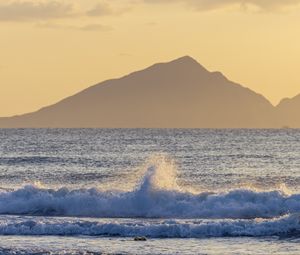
[0, 0, 75, 21]
[0, 1, 131, 22]
[2, 0, 298, 23]
[86, 3, 114, 16]
[87, 2, 131, 16]
[80, 24, 112, 31]
[143, 0, 300, 12]
[36, 22, 113, 32]
[145, 21, 157, 26]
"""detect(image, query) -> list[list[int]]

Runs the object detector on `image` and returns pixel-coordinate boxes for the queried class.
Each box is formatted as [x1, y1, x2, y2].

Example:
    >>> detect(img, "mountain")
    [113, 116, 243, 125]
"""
[0, 56, 281, 128]
[276, 94, 300, 128]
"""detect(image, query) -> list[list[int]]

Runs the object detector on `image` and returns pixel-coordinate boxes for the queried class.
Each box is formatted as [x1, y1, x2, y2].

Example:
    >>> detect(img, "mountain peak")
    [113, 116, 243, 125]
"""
[174, 55, 197, 62]
[140, 56, 209, 77]
[170, 55, 201, 66]
[157, 55, 209, 73]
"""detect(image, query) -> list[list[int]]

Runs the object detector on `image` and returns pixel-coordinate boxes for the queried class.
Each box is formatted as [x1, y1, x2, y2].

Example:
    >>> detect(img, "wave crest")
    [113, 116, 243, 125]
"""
[0, 155, 300, 219]
[0, 214, 299, 238]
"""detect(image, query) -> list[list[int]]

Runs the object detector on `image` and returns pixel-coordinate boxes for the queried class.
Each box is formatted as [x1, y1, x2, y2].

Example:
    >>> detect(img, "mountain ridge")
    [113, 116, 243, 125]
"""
[0, 56, 298, 128]
[276, 93, 300, 128]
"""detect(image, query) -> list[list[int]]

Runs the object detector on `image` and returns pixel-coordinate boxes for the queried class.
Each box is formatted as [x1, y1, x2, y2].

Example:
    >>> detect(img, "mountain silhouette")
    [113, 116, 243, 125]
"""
[0, 56, 287, 128]
[277, 94, 300, 128]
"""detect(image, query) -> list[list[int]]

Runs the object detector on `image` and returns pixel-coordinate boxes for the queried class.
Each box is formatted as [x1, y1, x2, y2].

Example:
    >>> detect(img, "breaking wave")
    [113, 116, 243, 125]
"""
[0, 214, 299, 238]
[0, 155, 299, 219]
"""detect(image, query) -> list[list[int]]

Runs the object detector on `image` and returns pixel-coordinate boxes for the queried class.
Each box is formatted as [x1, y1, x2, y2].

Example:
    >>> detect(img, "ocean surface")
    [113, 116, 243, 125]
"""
[0, 129, 299, 255]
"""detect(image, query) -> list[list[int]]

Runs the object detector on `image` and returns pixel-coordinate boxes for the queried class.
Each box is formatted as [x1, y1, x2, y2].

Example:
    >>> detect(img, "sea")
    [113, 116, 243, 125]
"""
[0, 129, 299, 255]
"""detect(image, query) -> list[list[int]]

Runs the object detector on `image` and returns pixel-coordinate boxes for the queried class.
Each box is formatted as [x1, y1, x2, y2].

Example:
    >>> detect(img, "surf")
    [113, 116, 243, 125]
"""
[0, 155, 299, 219]
[0, 214, 299, 238]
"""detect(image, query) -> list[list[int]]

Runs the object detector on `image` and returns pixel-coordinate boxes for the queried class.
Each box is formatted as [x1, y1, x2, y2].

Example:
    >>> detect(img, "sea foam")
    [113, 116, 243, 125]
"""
[0, 214, 299, 238]
[0, 155, 299, 219]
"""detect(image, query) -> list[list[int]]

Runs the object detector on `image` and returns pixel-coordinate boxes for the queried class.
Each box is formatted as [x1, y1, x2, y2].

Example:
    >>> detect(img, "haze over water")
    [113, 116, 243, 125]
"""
[0, 129, 299, 254]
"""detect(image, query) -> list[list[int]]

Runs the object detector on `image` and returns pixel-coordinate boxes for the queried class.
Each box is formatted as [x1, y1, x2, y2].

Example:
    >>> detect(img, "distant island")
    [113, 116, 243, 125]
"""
[0, 56, 299, 128]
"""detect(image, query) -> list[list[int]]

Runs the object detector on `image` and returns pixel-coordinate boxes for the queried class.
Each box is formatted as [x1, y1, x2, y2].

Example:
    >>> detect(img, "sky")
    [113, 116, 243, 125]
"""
[1, 0, 300, 117]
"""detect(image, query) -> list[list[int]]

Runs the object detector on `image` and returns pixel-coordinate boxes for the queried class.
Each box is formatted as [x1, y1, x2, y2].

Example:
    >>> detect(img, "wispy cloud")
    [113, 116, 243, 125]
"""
[86, 3, 114, 16]
[87, 2, 131, 16]
[80, 23, 112, 31]
[0, 0, 130, 22]
[0, 1, 75, 21]
[3, 0, 299, 23]
[36, 22, 113, 32]
[143, 0, 300, 12]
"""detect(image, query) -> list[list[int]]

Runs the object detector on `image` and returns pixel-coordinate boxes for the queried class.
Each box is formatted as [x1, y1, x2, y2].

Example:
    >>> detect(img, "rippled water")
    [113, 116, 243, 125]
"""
[0, 129, 299, 254]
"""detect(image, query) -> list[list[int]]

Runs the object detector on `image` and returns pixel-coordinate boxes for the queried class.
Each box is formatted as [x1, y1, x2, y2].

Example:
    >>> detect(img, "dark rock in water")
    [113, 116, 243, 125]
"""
[134, 236, 147, 241]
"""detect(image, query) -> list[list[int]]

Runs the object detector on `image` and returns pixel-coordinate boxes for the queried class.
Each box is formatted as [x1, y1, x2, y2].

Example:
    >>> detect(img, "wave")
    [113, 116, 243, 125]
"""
[0, 246, 103, 255]
[0, 214, 299, 238]
[1, 185, 300, 219]
[0, 249, 95, 255]
[0, 155, 300, 219]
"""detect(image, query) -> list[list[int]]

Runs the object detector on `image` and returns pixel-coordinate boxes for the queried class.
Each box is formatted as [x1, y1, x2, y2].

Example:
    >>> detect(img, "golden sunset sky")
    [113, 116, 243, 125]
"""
[1, 0, 300, 116]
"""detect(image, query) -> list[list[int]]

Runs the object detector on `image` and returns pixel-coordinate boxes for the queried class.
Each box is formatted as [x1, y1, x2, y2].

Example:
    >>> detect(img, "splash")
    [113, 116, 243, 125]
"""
[137, 155, 180, 193]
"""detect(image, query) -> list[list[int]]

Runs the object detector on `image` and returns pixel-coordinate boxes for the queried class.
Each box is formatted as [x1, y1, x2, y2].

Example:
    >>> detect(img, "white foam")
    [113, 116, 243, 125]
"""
[0, 214, 299, 238]
[0, 155, 299, 219]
